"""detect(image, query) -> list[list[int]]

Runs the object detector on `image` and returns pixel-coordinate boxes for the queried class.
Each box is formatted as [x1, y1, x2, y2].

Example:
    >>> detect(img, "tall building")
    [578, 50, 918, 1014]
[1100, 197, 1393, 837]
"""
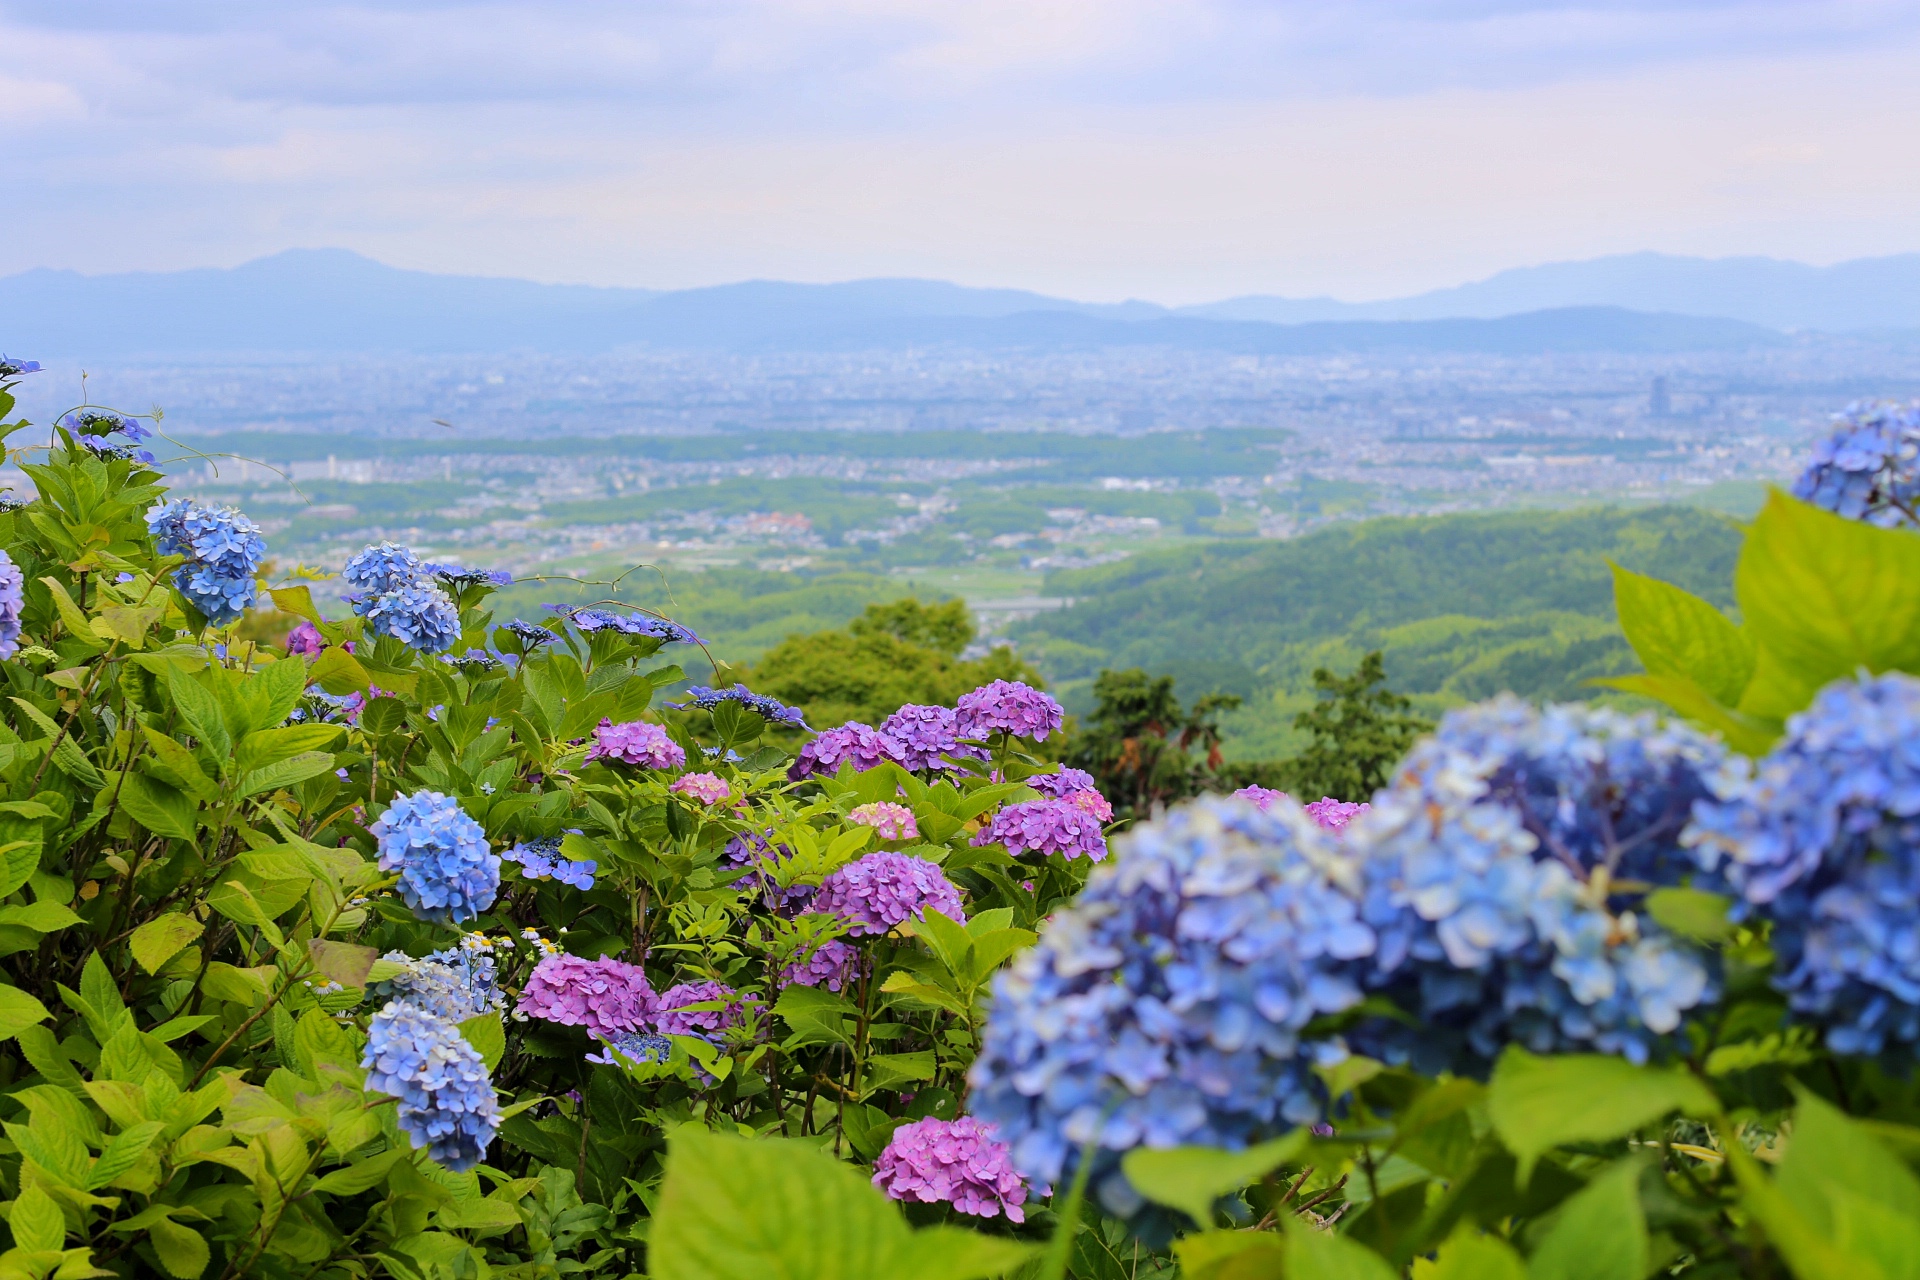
[1650, 376, 1671, 417]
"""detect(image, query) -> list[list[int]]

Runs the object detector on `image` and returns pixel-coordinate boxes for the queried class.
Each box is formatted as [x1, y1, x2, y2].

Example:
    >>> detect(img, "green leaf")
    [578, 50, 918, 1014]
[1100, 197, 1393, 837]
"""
[238, 751, 337, 798]
[1593, 674, 1780, 757]
[1777, 1088, 1920, 1240]
[359, 697, 407, 736]
[158, 665, 231, 760]
[877, 972, 968, 1017]
[1736, 490, 1920, 696]
[269, 585, 323, 624]
[149, 1216, 211, 1278]
[311, 1148, 407, 1196]
[1611, 562, 1755, 706]
[309, 645, 372, 697]
[129, 914, 205, 975]
[1285, 1217, 1398, 1280]
[649, 1127, 1034, 1280]
[234, 723, 343, 774]
[775, 986, 855, 1049]
[458, 1013, 506, 1071]
[89, 1121, 165, 1190]
[305, 939, 377, 988]
[864, 1051, 937, 1094]
[1645, 888, 1736, 943]
[202, 962, 273, 1008]
[0, 901, 82, 933]
[1121, 1132, 1308, 1227]
[119, 772, 198, 841]
[1413, 1231, 1526, 1280]
[10, 1184, 65, 1251]
[1487, 1048, 1716, 1183]
[0, 985, 52, 1039]
[205, 880, 284, 938]
[1173, 1231, 1287, 1280]
[1525, 1158, 1648, 1280]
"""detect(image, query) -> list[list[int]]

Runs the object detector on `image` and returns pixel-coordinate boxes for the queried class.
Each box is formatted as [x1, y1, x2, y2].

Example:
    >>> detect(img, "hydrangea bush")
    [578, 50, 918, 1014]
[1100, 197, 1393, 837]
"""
[0, 352, 1908, 1280]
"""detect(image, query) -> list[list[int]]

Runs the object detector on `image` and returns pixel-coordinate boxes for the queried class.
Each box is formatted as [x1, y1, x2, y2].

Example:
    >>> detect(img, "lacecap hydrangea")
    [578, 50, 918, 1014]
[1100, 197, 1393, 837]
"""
[1686, 672, 1920, 1057]
[361, 1001, 501, 1171]
[1349, 697, 1724, 1074]
[372, 791, 500, 926]
[146, 499, 267, 626]
[673, 684, 810, 728]
[375, 945, 504, 1023]
[968, 796, 1372, 1219]
[1791, 400, 1920, 530]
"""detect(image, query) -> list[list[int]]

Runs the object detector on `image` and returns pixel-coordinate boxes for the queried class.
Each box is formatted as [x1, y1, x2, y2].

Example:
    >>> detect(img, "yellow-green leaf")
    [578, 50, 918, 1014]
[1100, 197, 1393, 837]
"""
[129, 914, 204, 975]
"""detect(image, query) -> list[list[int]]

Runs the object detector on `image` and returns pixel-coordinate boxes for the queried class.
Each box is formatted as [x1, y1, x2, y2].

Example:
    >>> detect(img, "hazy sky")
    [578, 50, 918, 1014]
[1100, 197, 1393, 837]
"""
[6, 1, 1920, 302]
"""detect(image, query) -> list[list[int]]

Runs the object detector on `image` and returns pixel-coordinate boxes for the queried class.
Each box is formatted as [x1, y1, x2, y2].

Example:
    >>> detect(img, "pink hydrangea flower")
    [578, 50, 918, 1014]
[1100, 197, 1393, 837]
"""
[1303, 797, 1370, 831]
[781, 938, 863, 992]
[585, 719, 686, 769]
[285, 620, 324, 657]
[815, 852, 966, 936]
[872, 1117, 1037, 1222]
[648, 979, 758, 1038]
[1233, 784, 1288, 811]
[954, 680, 1064, 742]
[670, 771, 732, 805]
[974, 799, 1107, 861]
[516, 954, 655, 1039]
[849, 801, 918, 841]
[1068, 789, 1113, 822]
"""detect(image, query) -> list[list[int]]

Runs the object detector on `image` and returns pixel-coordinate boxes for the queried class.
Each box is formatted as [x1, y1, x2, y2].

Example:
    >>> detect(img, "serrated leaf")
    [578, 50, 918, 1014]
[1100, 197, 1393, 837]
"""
[311, 1148, 406, 1196]
[0, 902, 82, 933]
[118, 773, 197, 841]
[129, 914, 204, 975]
[88, 1121, 165, 1189]
[238, 751, 336, 798]
[10, 1185, 65, 1252]
[0, 985, 51, 1041]
[1611, 562, 1755, 706]
[148, 1216, 210, 1279]
[309, 646, 371, 697]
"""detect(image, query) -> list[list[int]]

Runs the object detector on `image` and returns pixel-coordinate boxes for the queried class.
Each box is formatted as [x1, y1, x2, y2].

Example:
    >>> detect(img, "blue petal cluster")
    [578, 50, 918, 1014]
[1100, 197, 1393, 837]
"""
[0, 550, 22, 660]
[556, 606, 703, 645]
[421, 562, 512, 589]
[586, 1031, 674, 1067]
[372, 791, 500, 926]
[0, 356, 41, 378]
[1352, 697, 1723, 1072]
[1686, 672, 1920, 1057]
[344, 542, 425, 595]
[969, 797, 1371, 1217]
[146, 499, 267, 626]
[674, 683, 811, 728]
[504, 619, 559, 647]
[504, 835, 596, 890]
[62, 410, 154, 463]
[361, 581, 462, 654]
[1791, 401, 1920, 529]
[361, 1000, 500, 1171]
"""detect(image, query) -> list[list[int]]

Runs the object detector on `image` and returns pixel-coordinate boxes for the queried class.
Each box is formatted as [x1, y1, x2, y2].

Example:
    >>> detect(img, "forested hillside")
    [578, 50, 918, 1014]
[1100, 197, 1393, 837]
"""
[1013, 504, 1744, 757]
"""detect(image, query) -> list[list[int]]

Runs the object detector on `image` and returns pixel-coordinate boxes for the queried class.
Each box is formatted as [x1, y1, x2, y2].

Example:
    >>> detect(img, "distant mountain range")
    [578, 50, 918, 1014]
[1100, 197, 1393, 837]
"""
[3, 247, 1908, 359]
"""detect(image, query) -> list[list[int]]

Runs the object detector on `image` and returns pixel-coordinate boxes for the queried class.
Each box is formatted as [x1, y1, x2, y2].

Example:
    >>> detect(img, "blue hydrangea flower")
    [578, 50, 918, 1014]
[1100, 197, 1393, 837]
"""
[1791, 401, 1920, 529]
[0, 357, 41, 378]
[504, 835, 595, 890]
[554, 606, 703, 645]
[344, 542, 425, 595]
[505, 619, 559, 647]
[1350, 697, 1724, 1073]
[62, 410, 154, 464]
[0, 550, 22, 660]
[373, 791, 500, 926]
[673, 684, 811, 728]
[586, 1031, 674, 1067]
[374, 945, 504, 1023]
[146, 500, 266, 627]
[361, 1000, 500, 1171]
[1686, 672, 1920, 1057]
[361, 581, 461, 653]
[969, 796, 1371, 1219]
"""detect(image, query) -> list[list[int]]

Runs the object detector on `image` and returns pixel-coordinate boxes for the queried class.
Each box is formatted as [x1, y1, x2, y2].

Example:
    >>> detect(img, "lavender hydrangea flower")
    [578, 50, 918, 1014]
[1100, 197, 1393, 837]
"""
[1232, 785, 1287, 811]
[517, 954, 656, 1038]
[587, 1031, 674, 1067]
[1304, 798, 1369, 831]
[585, 719, 686, 769]
[968, 797, 1371, 1216]
[505, 619, 559, 647]
[376, 945, 504, 1023]
[673, 684, 810, 728]
[955, 680, 1064, 742]
[880, 704, 987, 771]
[284, 620, 324, 657]
[361, 581, 462, 654]
[1791, 400, 1920, 529]
[344, 542, 425, 595]
[648, 980, 757, 1040]
[849, 801, 917, 841]
[0, 357, 41, 378]
[1686, 672, 1920, 1056]
[815, 852, 965, 936]
[62, 410, 154, 463]
[1069, 790, 1115, 823]
[0, 550, 22, 660]
[782, 939, 863, 992]
[146, 500, 266, 626]
[872, 1117, 1037, 1222]
[721, 832, 815, 914]
[975, 799, 1108, 861]
[373, 791, 500, 926]
[1350, 697, 1724, 1074]
[670, 772, 733, 805]
[789, 723, 906, 780]
[504, 836, 596, 890]
[1029, 768, 1098, 798]
[559, 607, 703, 645]
[361, 1001, 500, 1171]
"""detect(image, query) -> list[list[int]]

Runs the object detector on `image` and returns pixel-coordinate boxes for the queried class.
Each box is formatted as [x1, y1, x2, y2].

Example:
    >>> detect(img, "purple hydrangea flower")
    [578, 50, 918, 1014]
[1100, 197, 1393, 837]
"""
[1233, 785, 1287, 811]
[880, 704, 987, 771]
[0, 550, 22, 660]
[673, 684, 810, 728]
[1068, 789, 1114, 823]
[872, 1117, 1038, 1222]
[975, 799, 1108, 861]
[849, 801, 918, 841]
[814, 852, 965, 936]
[782, 938, 863, 992]
[585, 719, 687, 769]
[284, 620, 324, 657]
[722, 832, 815, 914]
[1304, 798, 1369, 831]
[1029, 767, 1097, 798]
[422, 562, 512, 589]
[789, 723, 907, 781]
[362, 1001, 500, 1171]
[517, 954, 656, 1039]
[0, 357, 41, 378]
[372, 791, 500, 926]
[648, 979, 757, 1040]
[955, 680, 1063, 742]
[670, 772, 733, 805]
[558, 606, 703, 645]
[504, 836, 596, 890]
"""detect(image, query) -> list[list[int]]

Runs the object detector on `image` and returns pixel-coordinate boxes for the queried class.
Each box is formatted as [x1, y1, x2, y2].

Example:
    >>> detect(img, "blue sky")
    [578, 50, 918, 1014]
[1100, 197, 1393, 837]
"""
[4, 1, 1920, 302]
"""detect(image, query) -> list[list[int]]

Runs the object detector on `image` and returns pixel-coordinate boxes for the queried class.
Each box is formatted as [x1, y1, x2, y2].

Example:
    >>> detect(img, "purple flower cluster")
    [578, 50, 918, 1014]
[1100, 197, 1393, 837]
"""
[1304, 798, 1369, 831]
[1029, 768, 1097, 798]
[587, 1032, 674, 1068]
[0, 550, 22, 660]
[872, 1118, 1036, 1222]
[517, 954, 656, 1039]
[670, 772, 733, 805]
[505, 619, 560, 648]
[814, 852, 966, 936]
[649, 980, 757, 1039]
[782, 939, 863, 992]
[284, 620, 325, 657]
[585, 719, 686, 769]
[788, 722, 905, 780]
[557, 606, 704, 646]
[1233, 785, 1287, 811]
[673, 684, 810, 729]
[504, 836, 596, 890]
[63, 410, 154, 463]
[880, 704, 987, 771]
[955, 680, 1064, 742]
[849, 801, 918, 841]
[975, 799, 1108, 861]
[0, 356, 41, 378]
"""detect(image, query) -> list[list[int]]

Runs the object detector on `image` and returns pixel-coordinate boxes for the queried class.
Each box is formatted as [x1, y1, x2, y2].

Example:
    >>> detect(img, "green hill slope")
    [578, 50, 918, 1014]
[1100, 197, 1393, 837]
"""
[1012, 505, 1743, 758]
